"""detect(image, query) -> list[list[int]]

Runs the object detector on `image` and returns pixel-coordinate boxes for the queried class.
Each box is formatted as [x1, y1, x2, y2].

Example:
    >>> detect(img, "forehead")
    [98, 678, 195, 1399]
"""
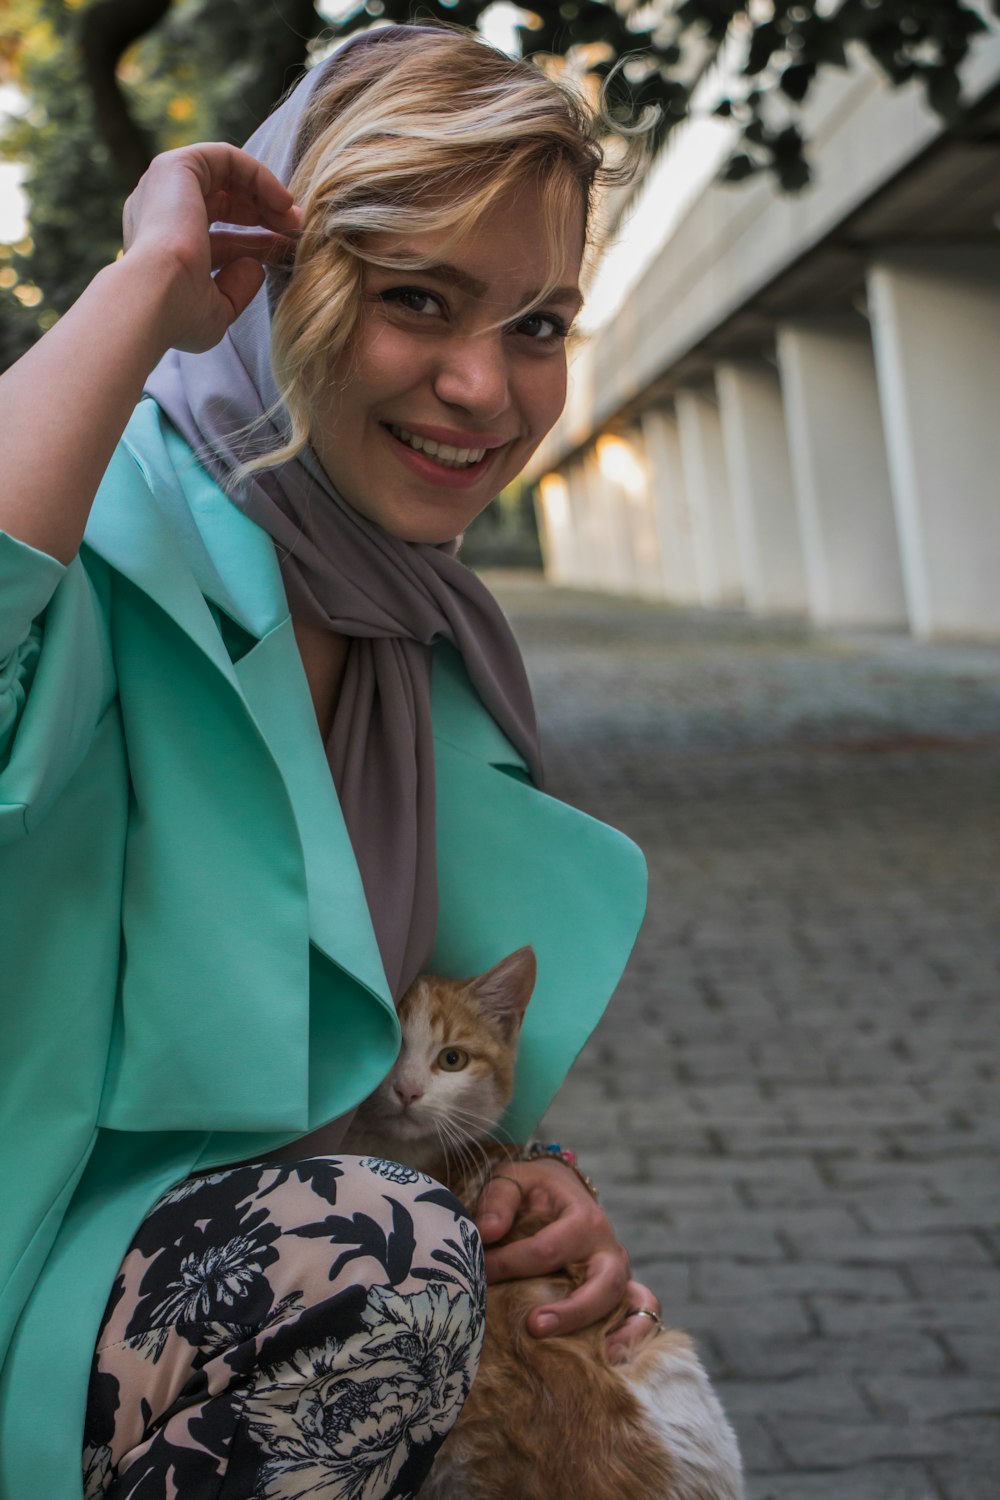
[365, 181, 585, 310]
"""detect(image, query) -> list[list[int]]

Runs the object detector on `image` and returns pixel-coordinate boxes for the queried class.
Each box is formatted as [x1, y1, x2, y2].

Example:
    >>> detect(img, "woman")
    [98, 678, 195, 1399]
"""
[0, 24, 654, 1500]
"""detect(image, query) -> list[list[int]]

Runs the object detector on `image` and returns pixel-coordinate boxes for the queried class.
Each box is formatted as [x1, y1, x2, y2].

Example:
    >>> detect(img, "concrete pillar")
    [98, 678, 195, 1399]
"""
[868, 248, 1000, 638]
[675, 386, 745, 607]
[776, 319, 906, 628]
[594, 430, 666, 597]
[640, 406, 701, 606]
[715, 359, 808, 615]
[536, 467, 583, 586]
[580, 447, 637, 593]
[565, 457, 604, 589]
[537, 457, 610, 589]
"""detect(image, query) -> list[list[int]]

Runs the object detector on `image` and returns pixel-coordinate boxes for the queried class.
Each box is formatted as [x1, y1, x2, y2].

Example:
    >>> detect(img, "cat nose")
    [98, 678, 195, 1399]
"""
[394, 1082, 424, 1107]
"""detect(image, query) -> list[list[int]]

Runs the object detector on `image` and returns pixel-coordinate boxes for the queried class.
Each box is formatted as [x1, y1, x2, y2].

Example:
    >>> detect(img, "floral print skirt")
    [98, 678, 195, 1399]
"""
[82, 1155, 485, 1500]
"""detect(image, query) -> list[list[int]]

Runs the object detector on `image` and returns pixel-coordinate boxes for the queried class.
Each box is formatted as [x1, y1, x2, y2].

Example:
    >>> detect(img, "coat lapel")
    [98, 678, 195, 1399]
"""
[430, 645, 647, 1140]
[85, 401, 395, 1020]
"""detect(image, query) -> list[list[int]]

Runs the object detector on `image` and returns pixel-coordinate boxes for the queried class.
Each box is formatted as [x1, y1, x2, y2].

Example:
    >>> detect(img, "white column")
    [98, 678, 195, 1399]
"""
[675, 386, 744, 607]
[776, 319, 906, 628]
[535, 470, 574, 585]
[868, 248, 1000, 638]
[640, 406, 701, 606]
[593, 431, 666, 597]
[567, 457, 604, 589]
[579, 447, 638, 593]
[715, 359, 808, 615]
[536, 462, 594, 587]
[536, 458, 604, 588]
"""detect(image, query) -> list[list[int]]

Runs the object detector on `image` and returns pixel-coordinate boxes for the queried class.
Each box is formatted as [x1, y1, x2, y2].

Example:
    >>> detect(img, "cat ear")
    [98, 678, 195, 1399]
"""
[468, 946, 537, 1039]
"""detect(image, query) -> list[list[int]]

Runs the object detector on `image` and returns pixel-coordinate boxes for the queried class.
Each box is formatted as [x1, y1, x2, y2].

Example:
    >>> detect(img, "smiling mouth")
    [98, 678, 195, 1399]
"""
[387, 423, 491, 470]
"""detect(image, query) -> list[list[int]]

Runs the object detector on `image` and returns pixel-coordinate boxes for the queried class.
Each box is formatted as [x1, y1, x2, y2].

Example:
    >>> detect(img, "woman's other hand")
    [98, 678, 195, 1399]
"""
[475, 1158, 662, 1357]
[123, 144, 303, 354]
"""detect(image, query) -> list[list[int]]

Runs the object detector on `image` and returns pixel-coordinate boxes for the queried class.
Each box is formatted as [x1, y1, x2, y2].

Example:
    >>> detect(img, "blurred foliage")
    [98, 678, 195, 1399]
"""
[462, 477, 544, 570]
[0, 0, 325, 362]
[335, 0, 996, 192]
[1, 0, 995, 364]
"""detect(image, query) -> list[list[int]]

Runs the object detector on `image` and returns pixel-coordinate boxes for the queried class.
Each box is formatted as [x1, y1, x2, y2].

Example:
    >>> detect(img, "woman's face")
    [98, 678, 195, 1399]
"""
[310, 181, 585, 544]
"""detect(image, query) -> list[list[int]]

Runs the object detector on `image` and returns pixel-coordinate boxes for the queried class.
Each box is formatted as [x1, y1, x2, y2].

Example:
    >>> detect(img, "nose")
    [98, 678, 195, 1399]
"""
[393, 1081, 424, 1108]
[432, 333, 510, 422]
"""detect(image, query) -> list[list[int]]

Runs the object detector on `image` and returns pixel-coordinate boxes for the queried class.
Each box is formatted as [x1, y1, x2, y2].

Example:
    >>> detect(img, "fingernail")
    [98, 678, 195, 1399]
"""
[534, 1313, 558, 1334]
[479, 1212, 501, 1228]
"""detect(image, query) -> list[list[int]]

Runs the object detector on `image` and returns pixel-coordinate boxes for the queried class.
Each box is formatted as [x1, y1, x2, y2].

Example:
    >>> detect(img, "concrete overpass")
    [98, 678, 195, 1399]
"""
[532, 28, 1000, 639]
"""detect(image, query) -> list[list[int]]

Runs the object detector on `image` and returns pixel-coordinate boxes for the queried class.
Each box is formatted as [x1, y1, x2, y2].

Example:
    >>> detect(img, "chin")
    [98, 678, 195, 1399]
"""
[377, 493, 491, 547]
[391, 1112, 434, 1141]
[381, 515, 470, 548]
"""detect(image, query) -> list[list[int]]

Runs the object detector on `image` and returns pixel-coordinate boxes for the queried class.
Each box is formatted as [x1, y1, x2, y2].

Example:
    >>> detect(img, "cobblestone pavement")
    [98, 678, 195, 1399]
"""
[487, 575, 1000, 1500]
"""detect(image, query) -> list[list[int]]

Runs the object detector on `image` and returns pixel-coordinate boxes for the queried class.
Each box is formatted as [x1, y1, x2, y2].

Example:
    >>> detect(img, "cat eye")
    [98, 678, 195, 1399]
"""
[437, 1047, 470, 1072]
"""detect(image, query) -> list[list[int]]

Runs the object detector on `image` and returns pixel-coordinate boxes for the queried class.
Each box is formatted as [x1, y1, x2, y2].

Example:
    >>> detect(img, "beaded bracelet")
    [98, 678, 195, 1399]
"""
[515, 1140, 600, 1203]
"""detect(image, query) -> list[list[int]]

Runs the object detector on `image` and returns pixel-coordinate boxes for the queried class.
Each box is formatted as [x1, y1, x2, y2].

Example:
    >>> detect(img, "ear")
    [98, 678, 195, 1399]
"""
[467, 946, 537, 1040]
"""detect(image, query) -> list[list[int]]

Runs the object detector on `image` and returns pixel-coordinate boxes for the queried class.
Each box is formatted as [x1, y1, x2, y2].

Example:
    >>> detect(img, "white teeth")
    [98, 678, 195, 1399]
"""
[389, 425, 487, 468]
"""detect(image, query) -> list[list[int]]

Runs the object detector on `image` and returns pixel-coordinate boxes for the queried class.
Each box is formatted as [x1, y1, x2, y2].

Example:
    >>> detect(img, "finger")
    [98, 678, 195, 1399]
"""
[209, 228, 297, 269]
[605, 1282, 663, 1364]
[212, 257, 267, 325]
[474, 1176, 523, 1245]
[483, 1213, 585, 1283]
[605, 1313, 661, 1365]
[528, 1249, 630, 1337]
[203, 192, 302, 233]
[185, 145, 302, 231]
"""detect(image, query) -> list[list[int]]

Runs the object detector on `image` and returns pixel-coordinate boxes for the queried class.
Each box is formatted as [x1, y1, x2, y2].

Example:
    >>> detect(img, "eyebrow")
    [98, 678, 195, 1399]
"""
[414, 261, 584, 311]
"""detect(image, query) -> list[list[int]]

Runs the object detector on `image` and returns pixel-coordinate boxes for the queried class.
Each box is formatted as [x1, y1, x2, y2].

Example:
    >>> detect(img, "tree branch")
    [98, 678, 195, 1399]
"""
[79, 0, 173, 190]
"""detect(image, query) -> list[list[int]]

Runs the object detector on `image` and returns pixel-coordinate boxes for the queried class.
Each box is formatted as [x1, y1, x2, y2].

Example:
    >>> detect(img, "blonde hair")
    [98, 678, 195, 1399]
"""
[254, 24, 641, 473]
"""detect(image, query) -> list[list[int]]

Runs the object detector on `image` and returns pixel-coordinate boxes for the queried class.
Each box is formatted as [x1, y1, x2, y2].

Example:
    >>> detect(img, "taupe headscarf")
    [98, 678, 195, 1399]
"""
[146, 27, 542, 1001]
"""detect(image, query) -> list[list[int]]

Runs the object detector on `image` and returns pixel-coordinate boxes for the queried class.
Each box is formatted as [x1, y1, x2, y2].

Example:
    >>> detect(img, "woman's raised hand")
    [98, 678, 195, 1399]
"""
[122, 143, 303, 354]
[0, 143, 302, 563]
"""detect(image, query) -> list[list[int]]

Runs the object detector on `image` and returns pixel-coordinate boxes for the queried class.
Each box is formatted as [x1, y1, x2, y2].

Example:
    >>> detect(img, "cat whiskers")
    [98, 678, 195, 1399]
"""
[431, 1113, 467, 1184]
[434, 1111, 493, 1197]
[447, 1103, 516, 1149]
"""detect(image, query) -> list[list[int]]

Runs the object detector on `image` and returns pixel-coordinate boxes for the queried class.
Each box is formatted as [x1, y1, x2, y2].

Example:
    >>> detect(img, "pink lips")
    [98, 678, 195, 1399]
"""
[383, 424, 506, 489]
[388, 422, 510, 450]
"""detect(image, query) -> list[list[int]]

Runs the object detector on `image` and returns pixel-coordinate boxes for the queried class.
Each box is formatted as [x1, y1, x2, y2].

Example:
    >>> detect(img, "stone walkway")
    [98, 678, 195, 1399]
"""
[488, 575, 1000, 1500]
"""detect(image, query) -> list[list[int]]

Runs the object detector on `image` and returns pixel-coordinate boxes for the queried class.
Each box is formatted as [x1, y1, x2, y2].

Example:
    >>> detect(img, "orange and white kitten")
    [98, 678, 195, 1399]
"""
[345, 947, 744, 1500]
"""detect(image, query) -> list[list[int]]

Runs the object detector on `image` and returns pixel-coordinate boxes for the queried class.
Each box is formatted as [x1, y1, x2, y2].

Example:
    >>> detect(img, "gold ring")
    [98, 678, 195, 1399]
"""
[490, 1172, 525, 1198]
[628, 1308, 662, 1327]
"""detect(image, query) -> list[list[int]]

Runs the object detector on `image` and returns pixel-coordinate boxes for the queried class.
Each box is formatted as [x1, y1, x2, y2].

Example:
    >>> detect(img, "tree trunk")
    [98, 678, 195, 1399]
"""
[80, 0, 173, 190]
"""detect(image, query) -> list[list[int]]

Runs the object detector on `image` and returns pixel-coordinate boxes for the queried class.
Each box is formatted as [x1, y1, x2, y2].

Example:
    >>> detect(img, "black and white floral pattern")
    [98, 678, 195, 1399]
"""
[84, 1156, 484, 1500]
[358, 1157, 433, 1187]
[247, 1284, 482, 1500]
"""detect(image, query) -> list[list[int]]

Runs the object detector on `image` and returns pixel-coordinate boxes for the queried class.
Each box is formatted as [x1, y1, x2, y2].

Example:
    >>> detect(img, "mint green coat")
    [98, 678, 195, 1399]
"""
[0, 401, 646, 1499]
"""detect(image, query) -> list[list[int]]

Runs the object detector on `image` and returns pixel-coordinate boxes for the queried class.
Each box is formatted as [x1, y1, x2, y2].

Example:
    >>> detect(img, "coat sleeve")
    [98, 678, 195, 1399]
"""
[0, 531, 64, 745]
[0, 530, 115, 841]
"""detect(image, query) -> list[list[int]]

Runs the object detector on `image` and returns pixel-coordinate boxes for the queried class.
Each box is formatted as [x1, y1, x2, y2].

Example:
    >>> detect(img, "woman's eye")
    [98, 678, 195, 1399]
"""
[381, 286, 442, 317]
[514, 311, 568, 343]
[437, 1047, 470, 1072]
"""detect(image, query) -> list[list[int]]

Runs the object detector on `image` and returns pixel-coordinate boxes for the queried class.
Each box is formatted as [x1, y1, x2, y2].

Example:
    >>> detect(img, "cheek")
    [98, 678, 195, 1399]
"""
[350, 321, 426, 404]
[321, 325, 417, 436]
[430, 1071, 475, 1115]
[448, 1068, 503, 1121]
[519, 358, 568, 442]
